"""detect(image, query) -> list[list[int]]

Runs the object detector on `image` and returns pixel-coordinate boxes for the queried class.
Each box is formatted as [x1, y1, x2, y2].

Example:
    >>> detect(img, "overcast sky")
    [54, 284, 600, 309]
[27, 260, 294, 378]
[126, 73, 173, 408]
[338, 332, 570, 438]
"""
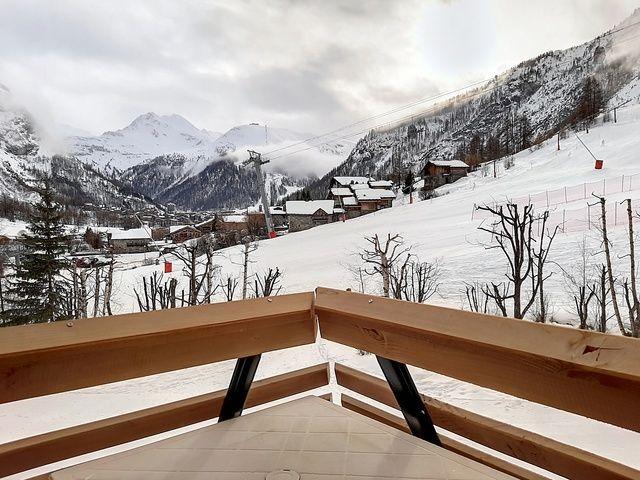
[0, 0, 638, 136]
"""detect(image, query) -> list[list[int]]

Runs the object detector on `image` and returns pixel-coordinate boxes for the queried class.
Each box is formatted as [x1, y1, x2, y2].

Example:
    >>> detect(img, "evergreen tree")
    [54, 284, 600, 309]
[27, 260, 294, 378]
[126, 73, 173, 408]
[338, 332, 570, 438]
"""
[574, 76, 604, 127]
[402, 170, 415, 194]
[517, 115, 533, 151]
[3, 178, 70, 326]
[485, 134, 501, 161]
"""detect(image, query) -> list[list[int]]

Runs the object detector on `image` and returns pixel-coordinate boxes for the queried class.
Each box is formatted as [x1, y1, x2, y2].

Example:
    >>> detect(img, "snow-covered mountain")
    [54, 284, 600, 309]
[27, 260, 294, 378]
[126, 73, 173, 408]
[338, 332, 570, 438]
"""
[68, 112, 222, 172]
[119, 122, 347, 210]
[66, 113, 348, 210]
[0, 86, 153, 211]
[304, 8, 640, 198]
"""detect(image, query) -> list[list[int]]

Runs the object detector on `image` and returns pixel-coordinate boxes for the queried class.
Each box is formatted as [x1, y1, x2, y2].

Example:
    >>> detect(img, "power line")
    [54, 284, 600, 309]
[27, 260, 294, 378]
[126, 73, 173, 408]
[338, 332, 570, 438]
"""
[261, 78, 492, 156]
[262, 18, 640, 162]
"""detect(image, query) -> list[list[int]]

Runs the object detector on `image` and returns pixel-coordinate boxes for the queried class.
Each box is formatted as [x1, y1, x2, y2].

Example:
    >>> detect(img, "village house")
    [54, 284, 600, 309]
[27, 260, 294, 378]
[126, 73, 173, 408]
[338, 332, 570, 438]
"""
[420, 159, 470, 191]
[329, 176, 371, 189]
[340, 196, 361, 219]
[354, 188, 395, 212]
[215, 212, 249, 234]
[327, 177, 396, 219]
[169, 225, 202, 244]
[368, 179, 394, 189]
[247, 205, 289, 231]
[285, 200, 336, 232]
[195, 217, 217, 235]
[109, 227, 153, 254]
[151, 227, 169, 241]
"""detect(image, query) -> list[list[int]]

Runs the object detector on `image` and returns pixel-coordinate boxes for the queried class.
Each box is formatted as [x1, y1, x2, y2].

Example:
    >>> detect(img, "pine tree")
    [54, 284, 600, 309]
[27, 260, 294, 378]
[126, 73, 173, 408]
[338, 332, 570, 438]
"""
[3, 178, 70, 326]
[402, 170, 415, 194]
[574, 76, 604, 127]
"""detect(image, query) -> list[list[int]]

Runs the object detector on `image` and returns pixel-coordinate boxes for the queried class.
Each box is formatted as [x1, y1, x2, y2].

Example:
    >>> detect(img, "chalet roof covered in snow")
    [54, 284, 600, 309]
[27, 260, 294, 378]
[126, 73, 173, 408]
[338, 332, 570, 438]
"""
[426, 159, 469, 168]
[247, 205, 288, 215]
[269, 206, 287, 216]
[221, 214, 247, 223]
[195, 217, 216, 228]
[369, 180, 394, 188]
[169, 225, 194, 233]
[110, 227, 152, 240]
[349, 183, 369, 191]
[355, 188, 395, 201]
[332, 176, 371, 187]
[285, 200, 334, 215]
[342, 196, 358, 206]
[330, 187, 353, 197]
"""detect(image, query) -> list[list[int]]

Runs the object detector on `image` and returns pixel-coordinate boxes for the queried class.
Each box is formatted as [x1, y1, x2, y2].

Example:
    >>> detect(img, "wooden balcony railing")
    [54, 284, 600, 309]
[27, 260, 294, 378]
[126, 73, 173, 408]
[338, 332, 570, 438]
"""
[0, 287, 639, 480]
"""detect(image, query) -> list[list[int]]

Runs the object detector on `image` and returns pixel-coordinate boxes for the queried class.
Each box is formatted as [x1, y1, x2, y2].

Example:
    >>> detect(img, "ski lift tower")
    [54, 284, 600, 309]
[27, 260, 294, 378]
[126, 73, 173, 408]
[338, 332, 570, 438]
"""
[243, 150, 275, 238]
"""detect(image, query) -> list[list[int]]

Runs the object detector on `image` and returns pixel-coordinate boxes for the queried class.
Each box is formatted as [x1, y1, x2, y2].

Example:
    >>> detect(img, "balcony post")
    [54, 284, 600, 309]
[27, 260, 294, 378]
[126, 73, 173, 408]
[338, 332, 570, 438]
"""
[218, 354, 261, 422]
[376, 356, 441, 446]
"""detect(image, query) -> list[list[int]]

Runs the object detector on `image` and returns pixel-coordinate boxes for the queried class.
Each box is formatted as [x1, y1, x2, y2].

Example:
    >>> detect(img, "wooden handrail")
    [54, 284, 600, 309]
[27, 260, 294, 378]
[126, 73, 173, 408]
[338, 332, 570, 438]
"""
[340, 394, 552, 480]
[316, 287, 640, 432]
[335, 363, 640, 480]
[0, 292, 315, 403]
[0, 363, 330, 478]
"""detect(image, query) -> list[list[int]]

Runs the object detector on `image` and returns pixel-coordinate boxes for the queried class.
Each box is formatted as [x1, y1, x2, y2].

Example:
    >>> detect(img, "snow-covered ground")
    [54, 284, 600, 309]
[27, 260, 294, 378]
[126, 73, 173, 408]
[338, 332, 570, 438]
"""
[109, 103, 640, 319]
[3, 104, 640, 478]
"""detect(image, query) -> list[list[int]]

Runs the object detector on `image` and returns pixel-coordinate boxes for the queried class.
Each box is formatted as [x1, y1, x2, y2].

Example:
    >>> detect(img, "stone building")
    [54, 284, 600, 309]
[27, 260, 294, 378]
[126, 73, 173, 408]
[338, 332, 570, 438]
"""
[285, 200, 336, 232]
[109, 227, 153, 254]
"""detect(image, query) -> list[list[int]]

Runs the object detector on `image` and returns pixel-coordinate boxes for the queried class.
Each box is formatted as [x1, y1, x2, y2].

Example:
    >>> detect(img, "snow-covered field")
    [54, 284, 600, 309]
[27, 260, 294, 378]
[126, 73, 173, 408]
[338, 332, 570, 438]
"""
[3, 105, 640, 479]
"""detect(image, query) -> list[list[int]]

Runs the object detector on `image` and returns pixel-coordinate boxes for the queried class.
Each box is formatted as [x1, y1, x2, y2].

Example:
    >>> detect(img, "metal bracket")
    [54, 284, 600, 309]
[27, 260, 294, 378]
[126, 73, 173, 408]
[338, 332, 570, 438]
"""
[218, 354, 261, 422]
[376, 356, 441, 446]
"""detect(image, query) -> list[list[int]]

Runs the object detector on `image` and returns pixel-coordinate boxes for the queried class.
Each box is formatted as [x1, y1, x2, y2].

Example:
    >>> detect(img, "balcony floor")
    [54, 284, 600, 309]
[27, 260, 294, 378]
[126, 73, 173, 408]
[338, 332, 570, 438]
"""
[50, 396, 515, 479]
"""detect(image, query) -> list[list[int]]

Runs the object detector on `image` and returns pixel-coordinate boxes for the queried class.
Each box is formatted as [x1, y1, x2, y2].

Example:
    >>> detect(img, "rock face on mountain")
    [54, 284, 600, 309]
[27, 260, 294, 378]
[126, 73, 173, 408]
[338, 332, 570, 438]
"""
[120, 153, 301, 211]
[114, 122, 340, 210]
[0, 85, 152, 211]
[302, 9, 640, 199]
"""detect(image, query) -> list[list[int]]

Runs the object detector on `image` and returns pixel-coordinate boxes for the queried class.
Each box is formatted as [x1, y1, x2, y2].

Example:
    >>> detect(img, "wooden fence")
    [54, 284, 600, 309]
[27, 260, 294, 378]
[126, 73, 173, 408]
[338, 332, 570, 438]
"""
[1, 288, 639, 480]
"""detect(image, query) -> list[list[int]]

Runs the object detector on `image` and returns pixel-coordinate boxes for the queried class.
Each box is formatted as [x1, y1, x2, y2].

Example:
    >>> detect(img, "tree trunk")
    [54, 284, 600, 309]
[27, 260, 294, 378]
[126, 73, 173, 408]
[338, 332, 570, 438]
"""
[102, 256, 114, 316]
[93, 267, 101, 317]
[242, 243, 249, 300]
[78, 269, 88, 319]
[626, 199, 640, 337]
[600, 197, 626, 335]
[381, 254, 390, 297]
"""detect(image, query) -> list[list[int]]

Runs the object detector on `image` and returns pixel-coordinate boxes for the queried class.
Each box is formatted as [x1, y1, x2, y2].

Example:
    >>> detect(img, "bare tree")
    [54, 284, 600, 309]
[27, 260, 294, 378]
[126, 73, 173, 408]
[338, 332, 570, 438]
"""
[390, 255, 441, 303]
[102, 254, 115, 316]
[251, 267, 283, 297]
[343, 261, 370, 294]
[622, 199, 640, 337]
[220, 274, 239, 302]
[359, 233, 411, 297]
[203, 237, 220, 303]
[560, 238, 597, 329]
[589, 264, 611, 333]
[463, 281, 491, 314]
[92, 265, 101, 317]
[595, 196, 640, 336]
[481, 282, 511, 317]
[240, 237, 258, 299]
[477, 204, 557, 319]
[134, 272, 181, 312]
[173, 234, 219, 306]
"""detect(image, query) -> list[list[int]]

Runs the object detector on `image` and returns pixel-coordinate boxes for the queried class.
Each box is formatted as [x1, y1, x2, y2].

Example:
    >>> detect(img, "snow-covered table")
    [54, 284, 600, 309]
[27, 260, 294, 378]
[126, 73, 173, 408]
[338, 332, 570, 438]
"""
[50, 396, 515, 479]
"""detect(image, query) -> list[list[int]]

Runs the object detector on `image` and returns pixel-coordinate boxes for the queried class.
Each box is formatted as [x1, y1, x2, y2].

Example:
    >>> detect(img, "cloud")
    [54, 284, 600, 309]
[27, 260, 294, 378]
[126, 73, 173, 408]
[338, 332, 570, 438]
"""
[0, 0, 638, 140]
